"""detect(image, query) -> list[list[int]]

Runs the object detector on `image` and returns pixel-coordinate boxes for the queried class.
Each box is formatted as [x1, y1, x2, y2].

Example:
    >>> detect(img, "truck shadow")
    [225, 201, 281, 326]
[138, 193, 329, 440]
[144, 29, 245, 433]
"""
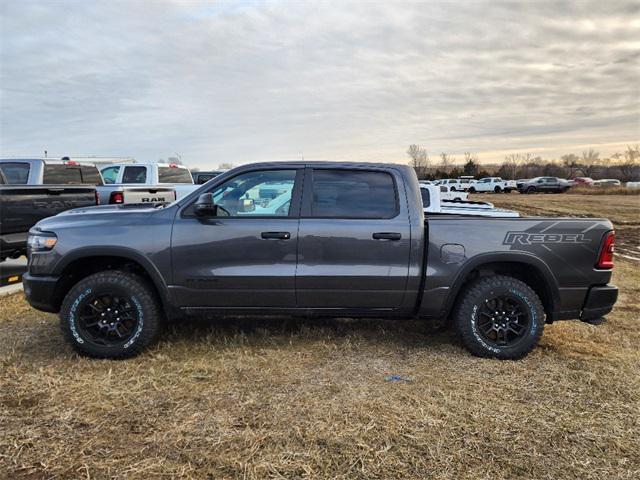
[162, 315, 455, 350]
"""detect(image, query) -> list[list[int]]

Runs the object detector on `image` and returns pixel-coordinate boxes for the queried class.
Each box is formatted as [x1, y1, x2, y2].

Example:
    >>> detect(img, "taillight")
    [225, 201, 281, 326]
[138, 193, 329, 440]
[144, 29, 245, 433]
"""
[109, 191, 124, 204]
[596, 231, 615, 269]
[95, 190, 100, 205]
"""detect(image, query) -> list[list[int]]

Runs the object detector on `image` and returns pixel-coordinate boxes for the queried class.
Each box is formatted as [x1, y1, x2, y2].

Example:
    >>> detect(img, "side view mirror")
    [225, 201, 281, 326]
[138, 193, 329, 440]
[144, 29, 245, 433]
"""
[194, 193, 219, 217]
[239, 197, 255, 213]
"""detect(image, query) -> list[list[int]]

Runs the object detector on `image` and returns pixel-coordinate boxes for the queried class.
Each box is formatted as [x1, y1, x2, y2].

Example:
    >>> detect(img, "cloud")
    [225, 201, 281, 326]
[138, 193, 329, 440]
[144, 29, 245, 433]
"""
[1, 0, 638, 167]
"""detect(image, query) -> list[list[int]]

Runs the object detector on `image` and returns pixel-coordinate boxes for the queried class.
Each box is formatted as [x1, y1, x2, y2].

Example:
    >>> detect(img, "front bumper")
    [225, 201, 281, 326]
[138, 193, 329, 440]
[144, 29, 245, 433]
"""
[22, 272, 60, 313]
[580, 284, 618, 321]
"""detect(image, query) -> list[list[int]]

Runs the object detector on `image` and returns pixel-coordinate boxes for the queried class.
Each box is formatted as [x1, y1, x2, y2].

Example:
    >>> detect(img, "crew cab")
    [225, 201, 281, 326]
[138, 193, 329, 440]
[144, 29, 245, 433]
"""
[469, 177, 517, 193]
[23, 162, 618, 360]
[517, 177, 570, 193]
[98, 163, 198, 204]
[0, 159, 99, 261]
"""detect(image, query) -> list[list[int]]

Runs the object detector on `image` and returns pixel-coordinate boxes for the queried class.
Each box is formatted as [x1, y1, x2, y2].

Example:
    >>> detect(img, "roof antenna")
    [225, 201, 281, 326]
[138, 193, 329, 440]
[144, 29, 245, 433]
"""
[300, 151, 304, 161]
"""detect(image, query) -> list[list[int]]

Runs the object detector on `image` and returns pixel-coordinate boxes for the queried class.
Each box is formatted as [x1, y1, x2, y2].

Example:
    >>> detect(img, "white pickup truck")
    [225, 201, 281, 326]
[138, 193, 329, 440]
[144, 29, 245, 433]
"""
[468, 177, 517, 193]
[420, 184, 519, 217]
[98, 163, 199, 204]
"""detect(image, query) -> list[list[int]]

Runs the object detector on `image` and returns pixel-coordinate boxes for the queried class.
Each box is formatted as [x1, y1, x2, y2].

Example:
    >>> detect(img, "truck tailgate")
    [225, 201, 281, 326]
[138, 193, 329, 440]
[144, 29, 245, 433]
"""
[0, 185, 97, 235]
[123, 187, 176, 204]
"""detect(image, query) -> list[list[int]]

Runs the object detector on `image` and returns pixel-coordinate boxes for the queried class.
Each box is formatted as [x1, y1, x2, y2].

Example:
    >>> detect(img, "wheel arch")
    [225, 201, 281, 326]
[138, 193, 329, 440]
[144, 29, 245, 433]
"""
[443, 253, 560, 323]
[50, 247, 173, 314]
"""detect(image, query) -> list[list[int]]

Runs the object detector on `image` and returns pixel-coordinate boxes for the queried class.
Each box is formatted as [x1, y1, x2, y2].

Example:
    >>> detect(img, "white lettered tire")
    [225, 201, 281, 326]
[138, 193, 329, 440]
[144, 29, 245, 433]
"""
[454, 275, 544, 359]
[60, 271, 161, 359]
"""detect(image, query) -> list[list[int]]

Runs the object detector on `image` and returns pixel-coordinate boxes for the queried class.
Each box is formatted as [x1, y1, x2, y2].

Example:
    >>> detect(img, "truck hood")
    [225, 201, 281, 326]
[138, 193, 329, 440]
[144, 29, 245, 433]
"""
[56, 203, 162, 216]
[32, 203, 171, 232]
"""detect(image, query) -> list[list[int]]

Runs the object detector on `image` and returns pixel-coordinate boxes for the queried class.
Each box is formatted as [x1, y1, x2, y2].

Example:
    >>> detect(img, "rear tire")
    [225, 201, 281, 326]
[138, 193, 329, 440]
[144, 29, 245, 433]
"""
[453, 275, 544, 360]
[60, 271, 162, 359]
[469, 187, 476, 193]
[494, 186, 502, 193]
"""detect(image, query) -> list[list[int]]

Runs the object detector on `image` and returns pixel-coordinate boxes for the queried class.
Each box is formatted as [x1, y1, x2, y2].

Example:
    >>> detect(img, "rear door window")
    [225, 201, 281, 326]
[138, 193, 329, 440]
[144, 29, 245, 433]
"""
[80, 166, 103, 185]
[158, 166, 192, 184]
[0, 162, 30, 184]
[420, 188, 430, 207]
[43, 165, 82, 184]
[310, 169, 398, 218]
[122, 166, 147, 183]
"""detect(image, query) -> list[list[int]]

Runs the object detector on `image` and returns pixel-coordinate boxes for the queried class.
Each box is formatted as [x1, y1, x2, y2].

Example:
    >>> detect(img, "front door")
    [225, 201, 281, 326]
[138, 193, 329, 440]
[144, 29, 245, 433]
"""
[296, 167, 411, 310]
[171, 168, 302, 308]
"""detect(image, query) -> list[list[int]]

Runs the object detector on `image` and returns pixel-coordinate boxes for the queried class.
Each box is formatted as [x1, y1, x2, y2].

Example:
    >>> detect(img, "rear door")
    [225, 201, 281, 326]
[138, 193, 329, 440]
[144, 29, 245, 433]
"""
[296, 167, 411, 309]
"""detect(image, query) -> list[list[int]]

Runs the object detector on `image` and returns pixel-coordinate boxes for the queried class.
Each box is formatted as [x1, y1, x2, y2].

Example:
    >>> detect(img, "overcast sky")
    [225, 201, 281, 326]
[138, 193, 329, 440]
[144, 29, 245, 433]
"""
[1, 0, 638, 168]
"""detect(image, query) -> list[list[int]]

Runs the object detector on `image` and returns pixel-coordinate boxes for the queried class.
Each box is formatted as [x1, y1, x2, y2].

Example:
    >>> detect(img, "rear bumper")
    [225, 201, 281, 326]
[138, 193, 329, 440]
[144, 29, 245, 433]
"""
[23, 272, 60, 313]
[580, 284, 618, 321]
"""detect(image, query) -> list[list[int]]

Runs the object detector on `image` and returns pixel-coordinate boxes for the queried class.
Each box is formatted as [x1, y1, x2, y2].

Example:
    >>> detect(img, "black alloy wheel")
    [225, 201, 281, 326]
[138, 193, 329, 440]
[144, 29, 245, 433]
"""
[475, 294, 531, 348]
[76, 293, 140, 347]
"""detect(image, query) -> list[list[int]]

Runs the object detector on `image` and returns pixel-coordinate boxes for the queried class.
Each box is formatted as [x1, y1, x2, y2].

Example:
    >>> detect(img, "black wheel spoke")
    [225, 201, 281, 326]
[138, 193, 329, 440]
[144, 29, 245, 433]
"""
[475, 293, 531, 348]
[76, 292, 139, 347]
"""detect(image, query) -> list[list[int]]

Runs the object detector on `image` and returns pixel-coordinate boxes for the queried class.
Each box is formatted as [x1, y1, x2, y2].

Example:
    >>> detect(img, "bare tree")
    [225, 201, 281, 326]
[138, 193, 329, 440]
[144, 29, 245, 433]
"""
[580, 148, 601, 177]
[439, 152, 454, 171]
[407, 144, 429, 178]
[624, 144, 640, 163]
[463, 152, 478, 163]
[619, 145, 640, 181]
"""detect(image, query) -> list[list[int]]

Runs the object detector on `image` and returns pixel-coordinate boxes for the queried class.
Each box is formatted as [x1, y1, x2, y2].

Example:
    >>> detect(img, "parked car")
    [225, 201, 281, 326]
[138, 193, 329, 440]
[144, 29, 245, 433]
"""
[98, 163, 199, 204]
[0, 159, 99, 261]
[593, 179, 621, 187]
[420, 184, 518, 217]
[626, 181, 640, 189]
[569, 177, 594, 186]
[438, 178, 475, 191]
[457, 176, 477, 191]
[517, 177, 570, 193]
[24, 162, 617, 360]
[469, 177, 517, 193]
[192, 170, 225, 185]
[438, 184, 468, 201]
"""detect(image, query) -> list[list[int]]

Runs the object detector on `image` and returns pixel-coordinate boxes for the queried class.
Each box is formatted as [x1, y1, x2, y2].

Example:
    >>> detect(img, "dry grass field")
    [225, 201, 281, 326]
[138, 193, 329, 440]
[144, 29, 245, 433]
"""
[1, 194, 639, 479]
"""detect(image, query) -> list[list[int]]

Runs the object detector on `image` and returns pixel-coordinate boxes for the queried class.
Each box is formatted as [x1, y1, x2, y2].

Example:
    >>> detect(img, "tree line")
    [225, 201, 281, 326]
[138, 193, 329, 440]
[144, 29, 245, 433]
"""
[407, 144, 640, 182]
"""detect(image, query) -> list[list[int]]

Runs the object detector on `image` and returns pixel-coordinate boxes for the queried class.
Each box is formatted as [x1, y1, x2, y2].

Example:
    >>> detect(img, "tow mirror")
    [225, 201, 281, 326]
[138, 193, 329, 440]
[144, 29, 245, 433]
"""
[194, 193, 219, 217]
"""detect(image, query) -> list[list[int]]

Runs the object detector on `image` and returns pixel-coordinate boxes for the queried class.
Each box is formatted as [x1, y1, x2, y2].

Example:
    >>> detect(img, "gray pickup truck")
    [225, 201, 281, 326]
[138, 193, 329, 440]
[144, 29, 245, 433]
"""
[23, 162, 618, 360]
[0, 159, 99, 261]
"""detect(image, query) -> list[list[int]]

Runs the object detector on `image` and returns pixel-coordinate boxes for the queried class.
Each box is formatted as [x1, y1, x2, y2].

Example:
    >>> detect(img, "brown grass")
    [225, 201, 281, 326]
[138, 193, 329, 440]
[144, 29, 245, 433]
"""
[566, 186, 640, 195]
[1, 195, 639, 479]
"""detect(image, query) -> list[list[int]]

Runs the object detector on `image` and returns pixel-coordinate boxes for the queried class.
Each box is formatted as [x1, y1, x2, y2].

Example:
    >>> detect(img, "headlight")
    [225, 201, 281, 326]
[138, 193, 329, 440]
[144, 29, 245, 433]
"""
[27, 232, 57, 253]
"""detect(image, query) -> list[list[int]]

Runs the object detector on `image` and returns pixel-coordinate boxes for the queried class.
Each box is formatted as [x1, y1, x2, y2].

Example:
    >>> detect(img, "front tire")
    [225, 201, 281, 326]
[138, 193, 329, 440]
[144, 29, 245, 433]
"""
[469, 187, 476, 193]
[453, 275, 544, 360]
[60, 271, 162, 359]
[494, 186, 502, 193]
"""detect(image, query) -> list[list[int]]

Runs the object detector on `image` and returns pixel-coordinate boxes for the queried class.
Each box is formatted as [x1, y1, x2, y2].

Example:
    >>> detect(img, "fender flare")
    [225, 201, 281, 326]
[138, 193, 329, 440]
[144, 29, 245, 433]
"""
[52, 246, 172, 308]
[442, 251, 560, 318]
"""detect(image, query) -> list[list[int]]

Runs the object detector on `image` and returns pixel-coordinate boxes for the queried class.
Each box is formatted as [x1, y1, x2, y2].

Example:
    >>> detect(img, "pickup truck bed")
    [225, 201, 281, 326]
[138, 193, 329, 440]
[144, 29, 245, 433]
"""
[0, 185, 97, 261]
[23, 161, 618, 360]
